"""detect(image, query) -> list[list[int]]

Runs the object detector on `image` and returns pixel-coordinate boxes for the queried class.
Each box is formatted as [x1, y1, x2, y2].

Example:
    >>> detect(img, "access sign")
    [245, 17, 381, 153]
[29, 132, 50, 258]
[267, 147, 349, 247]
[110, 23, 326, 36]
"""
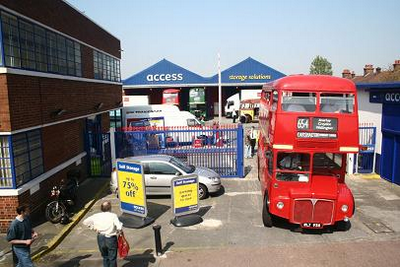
[171, 175, 199, 216]
[116, 160, 147, 217]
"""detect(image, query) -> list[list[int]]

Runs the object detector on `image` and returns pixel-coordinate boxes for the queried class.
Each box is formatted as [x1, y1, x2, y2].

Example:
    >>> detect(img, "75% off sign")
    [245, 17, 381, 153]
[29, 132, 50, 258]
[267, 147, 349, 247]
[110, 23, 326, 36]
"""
[116, 160, 148, 217]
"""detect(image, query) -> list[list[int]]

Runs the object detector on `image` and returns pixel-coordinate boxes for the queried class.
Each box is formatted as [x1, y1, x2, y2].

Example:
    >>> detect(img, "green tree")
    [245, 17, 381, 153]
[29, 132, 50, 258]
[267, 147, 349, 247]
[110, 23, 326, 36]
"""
[309, 55, 333, 75]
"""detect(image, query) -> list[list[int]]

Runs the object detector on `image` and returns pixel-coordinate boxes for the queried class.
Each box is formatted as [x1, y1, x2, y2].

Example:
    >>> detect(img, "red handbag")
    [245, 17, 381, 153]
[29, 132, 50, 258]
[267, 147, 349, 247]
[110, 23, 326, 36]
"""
[118, 233, 130, 258]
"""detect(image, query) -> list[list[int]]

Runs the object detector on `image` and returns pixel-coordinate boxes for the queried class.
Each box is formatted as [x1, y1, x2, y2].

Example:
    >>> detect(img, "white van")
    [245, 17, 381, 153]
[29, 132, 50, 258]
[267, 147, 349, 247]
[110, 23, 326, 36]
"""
[122, 105, 202, 128]
[122, 105, 204, 145]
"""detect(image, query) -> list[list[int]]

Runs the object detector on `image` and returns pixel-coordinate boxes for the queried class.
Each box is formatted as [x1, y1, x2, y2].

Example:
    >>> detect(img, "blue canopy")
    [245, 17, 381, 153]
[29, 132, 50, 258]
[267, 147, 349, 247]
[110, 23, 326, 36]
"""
[123, 59, 210, 88]
[210, 57, 285, 85]
[123, 57, 285, 88]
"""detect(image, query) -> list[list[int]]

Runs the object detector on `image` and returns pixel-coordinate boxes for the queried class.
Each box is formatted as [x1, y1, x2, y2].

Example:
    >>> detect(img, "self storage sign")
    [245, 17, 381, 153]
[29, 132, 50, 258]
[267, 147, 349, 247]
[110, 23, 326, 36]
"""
[117, 160, 147, 217]
[171, 175, 199, 216]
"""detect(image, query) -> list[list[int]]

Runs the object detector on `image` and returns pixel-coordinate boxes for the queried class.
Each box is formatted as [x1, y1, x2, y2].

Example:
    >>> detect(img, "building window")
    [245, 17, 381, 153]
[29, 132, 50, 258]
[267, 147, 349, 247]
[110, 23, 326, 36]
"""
[19, 20, 36, 70]
[74, 42, 82, 77]
[34, 25, 47, 72]
[93, 50, 120, 82]
[57, 35, 67, 75]
[0, 10, 82, 78]
[1, 12, 21, 68]
[0, 136, 13, 188]
[46, 31, 58, 73]
[109, 110, 122, 128]
[12, 130, 44, 188]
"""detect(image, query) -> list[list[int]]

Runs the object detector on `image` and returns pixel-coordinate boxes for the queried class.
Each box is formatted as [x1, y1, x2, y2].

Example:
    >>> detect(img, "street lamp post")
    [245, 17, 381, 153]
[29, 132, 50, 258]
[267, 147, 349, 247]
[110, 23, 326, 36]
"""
[218, 53, 222, 125]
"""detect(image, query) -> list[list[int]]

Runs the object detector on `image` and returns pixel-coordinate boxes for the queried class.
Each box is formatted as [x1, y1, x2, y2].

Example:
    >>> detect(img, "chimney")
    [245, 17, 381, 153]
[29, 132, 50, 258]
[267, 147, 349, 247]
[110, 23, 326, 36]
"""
[376, 67, 381, 74]
[351, 71, 355, 78]
[341, 69, 352, 79]
[393, 60, 400, 71]
[363, 64, 374, 76]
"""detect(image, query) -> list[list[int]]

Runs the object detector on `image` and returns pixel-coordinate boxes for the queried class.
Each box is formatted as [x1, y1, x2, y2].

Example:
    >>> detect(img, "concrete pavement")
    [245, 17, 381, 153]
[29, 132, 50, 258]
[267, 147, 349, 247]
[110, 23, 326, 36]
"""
[35, 165, 400, 266]
[0, 177, 110, 266]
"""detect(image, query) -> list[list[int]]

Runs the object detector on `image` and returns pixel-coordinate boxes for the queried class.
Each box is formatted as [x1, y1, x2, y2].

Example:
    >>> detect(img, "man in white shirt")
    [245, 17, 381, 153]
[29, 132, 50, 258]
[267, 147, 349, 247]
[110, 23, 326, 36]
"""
[250, 126, 257, 157]
[83, 201, 123, 267]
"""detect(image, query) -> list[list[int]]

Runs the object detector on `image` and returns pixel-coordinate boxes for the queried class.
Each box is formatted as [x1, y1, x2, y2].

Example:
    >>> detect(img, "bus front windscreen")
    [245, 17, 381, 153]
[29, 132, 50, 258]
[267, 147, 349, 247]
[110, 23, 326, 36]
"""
[276, 152, 310, 182]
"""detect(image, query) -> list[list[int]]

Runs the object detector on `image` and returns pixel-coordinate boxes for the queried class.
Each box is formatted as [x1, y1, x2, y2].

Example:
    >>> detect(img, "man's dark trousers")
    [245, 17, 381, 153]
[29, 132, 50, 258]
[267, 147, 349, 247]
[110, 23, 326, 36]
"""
[97, 234, 118, 267]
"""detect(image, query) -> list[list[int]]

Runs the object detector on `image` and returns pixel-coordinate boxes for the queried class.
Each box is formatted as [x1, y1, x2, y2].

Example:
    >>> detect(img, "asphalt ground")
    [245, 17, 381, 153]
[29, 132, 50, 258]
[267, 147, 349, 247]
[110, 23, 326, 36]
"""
[35, 161, 400, 266]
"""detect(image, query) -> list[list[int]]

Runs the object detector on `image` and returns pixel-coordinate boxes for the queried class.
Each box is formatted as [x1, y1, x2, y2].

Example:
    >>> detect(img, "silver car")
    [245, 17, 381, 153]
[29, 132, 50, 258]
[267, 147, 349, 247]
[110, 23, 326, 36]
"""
[110, 155, 221, 200]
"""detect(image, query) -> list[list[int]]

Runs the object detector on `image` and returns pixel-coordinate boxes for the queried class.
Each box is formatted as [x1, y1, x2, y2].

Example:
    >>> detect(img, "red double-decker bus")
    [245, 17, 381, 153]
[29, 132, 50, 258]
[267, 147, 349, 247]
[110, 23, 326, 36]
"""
[258, 75, 359, 230]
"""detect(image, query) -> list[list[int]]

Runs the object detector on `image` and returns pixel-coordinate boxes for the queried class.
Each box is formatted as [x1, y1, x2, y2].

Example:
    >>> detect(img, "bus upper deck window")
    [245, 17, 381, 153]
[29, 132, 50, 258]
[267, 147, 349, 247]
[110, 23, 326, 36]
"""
[281, 92, 316, 112]
[320, 93, 354, 114]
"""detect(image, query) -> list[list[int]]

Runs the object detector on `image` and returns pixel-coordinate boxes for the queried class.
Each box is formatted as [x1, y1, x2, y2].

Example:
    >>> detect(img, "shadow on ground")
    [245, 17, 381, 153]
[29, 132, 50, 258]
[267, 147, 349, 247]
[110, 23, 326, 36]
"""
[122, 249, 156, 267]
[57, 254, 92, 267]
[147, 202, 170, 220]
[244, 165, 253, 177]
[210, 185, 225, 198]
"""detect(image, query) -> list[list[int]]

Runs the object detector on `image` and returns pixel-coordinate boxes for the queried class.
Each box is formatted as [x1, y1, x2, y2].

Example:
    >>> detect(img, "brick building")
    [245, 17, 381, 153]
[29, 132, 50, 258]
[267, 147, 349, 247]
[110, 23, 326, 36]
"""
[0, 0, 122, 232]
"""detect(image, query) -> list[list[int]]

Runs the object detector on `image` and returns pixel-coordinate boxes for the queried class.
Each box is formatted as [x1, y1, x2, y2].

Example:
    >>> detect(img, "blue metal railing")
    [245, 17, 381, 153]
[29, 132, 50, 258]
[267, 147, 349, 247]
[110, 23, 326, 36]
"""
[114, 124, 244, 178]
[358, 126, 376, 173]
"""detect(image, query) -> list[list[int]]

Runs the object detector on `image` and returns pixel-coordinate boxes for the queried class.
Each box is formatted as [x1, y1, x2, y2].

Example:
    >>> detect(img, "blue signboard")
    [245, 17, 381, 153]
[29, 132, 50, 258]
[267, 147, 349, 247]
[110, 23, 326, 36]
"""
[370, 91, 400, 105]
[210, 57, 286, 84]
[123, 59, 209, 86]
[123, 57, 286, 87]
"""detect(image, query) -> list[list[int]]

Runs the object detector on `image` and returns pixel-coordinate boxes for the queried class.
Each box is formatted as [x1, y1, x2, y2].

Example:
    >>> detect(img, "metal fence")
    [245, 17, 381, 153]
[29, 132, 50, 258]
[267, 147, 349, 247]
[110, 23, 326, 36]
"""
[86, 132, 112, 177]
[357, 126, 376, 173]
[114, 124, 244, 178]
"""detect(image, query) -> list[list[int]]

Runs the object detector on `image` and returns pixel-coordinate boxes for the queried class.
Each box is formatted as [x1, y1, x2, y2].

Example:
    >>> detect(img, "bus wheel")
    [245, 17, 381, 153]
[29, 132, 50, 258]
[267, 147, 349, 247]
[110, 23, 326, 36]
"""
[262, 199, 273, 227]
[336, 220, 351, 231]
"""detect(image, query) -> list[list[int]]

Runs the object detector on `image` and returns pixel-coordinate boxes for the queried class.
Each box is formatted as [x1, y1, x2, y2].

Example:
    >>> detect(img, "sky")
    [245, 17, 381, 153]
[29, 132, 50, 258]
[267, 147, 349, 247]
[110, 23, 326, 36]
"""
[67, 0, 400, 80]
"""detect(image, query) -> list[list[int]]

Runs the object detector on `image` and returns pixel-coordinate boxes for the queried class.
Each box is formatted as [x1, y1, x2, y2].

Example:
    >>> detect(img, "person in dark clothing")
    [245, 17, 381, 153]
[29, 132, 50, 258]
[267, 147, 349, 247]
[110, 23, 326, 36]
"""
[232, 109, 238, 123]
[250, 126, 257, 156]
[6, 205, 38, 267]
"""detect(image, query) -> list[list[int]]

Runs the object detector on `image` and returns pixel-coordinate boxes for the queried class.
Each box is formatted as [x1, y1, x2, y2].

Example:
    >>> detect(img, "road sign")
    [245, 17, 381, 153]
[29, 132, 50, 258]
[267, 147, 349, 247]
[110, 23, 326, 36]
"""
[171, 174, 199, 216]
[116, 160, 147, 217]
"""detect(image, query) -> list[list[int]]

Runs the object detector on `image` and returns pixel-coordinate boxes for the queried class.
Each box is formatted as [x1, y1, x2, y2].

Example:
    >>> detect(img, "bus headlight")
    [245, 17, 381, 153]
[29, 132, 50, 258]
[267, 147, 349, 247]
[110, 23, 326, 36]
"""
[341, 205, 349, 213]
[277, 202, 284, 210]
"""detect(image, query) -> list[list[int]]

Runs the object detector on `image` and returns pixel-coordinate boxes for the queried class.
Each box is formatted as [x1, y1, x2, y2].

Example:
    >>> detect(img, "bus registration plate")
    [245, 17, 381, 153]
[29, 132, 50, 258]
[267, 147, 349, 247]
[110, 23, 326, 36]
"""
[302, 223, 322, 228]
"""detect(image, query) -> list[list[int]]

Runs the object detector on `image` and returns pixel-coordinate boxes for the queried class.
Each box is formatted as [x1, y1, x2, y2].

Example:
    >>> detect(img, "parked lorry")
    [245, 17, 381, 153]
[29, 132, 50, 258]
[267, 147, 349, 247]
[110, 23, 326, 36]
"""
[189, 88, 206, 118]
[225, 89, 261, 117]
[162, 88, 180, 106]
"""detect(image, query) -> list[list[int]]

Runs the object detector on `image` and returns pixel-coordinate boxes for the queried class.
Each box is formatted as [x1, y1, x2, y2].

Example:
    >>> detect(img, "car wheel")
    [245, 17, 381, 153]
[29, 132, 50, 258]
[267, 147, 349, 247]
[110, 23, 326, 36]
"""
[262, 198, 273, 227]
[198, 183, 208, 200]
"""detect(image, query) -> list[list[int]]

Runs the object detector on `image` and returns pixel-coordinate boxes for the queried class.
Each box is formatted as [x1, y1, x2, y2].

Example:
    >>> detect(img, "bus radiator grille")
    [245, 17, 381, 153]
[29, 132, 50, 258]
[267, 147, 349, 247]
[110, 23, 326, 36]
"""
[293, 199, 334, 224]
